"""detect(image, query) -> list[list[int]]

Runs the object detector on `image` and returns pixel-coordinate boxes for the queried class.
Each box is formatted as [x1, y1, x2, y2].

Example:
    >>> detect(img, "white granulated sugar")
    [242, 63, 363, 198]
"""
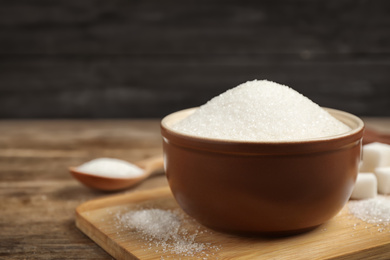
[118, 209, 219, 258]
[172, 80, 351, 141]
[77, 158, 143, 178]
[120, 209, 181, 241]
[348, 197, 390, 224]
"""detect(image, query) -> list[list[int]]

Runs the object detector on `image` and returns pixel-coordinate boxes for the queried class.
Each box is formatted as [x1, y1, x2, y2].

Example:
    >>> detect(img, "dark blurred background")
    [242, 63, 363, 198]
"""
[0, 0, 389, 119]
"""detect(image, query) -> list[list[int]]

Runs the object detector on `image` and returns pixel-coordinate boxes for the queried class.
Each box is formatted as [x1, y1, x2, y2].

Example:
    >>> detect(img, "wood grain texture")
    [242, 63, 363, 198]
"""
[1, 0, 389, 55]
[76, 186, 390, 260]
[0, 119, 166, 259]
[0, 0, 389, 118]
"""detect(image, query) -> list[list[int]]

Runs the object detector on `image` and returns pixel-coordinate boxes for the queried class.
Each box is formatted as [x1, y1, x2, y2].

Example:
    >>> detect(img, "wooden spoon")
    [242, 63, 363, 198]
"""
[363, 128, 390, 145]
[69, 155, 164, 191]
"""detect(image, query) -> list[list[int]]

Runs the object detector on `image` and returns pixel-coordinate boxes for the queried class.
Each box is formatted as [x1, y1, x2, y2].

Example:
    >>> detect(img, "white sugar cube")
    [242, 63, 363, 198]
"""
[375, 167, 390, 194]
[350, 173, 377, 200]
[359, 142, 390, 172]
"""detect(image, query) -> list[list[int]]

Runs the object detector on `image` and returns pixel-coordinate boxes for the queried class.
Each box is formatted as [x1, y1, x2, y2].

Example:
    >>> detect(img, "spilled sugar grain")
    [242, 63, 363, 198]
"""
[349, 197, 390, 232]
[117, 209, 220, 258]
[172, 80, 351, 141]
[349, 197, 390, 224]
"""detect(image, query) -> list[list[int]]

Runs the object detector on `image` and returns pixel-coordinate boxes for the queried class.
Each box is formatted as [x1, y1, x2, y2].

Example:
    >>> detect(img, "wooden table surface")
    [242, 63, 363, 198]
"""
[1, 118, 390, 259]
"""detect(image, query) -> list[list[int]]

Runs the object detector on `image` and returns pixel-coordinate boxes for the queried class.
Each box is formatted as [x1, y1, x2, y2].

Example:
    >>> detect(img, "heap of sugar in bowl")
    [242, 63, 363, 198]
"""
[76, 158, 143, 178]
[172, 80, 351, 141]
[162, 79, 364, 234]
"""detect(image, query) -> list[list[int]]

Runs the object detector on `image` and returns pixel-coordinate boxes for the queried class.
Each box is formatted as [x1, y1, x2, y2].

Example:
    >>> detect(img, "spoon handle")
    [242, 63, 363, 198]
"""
[137, 155, 165, 177]
[363, 128, 390, 145]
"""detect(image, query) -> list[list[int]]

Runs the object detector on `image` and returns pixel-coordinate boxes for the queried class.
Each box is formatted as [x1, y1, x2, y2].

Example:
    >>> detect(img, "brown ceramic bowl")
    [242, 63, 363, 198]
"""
[161, 107, 364, 235]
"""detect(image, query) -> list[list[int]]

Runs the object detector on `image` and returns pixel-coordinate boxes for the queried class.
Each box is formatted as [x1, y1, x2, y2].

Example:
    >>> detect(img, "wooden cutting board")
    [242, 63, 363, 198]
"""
[76, 187, 390, 260]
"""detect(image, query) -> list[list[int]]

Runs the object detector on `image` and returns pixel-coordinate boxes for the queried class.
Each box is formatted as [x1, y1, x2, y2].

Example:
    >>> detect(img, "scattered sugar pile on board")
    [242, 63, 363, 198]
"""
[348, 197, 390, 225]
[172, 80, 351, 141]
[117, 208, 221, 258]
[76, 158, 143, 178]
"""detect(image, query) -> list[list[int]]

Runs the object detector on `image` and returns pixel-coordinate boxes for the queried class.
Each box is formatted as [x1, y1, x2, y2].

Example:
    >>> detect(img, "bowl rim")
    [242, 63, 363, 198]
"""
[161, 107, 365, 154]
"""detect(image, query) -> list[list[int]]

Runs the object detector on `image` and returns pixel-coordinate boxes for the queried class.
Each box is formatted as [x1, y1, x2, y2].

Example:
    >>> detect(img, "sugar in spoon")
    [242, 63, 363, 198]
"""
[69, 155, 164, 191]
